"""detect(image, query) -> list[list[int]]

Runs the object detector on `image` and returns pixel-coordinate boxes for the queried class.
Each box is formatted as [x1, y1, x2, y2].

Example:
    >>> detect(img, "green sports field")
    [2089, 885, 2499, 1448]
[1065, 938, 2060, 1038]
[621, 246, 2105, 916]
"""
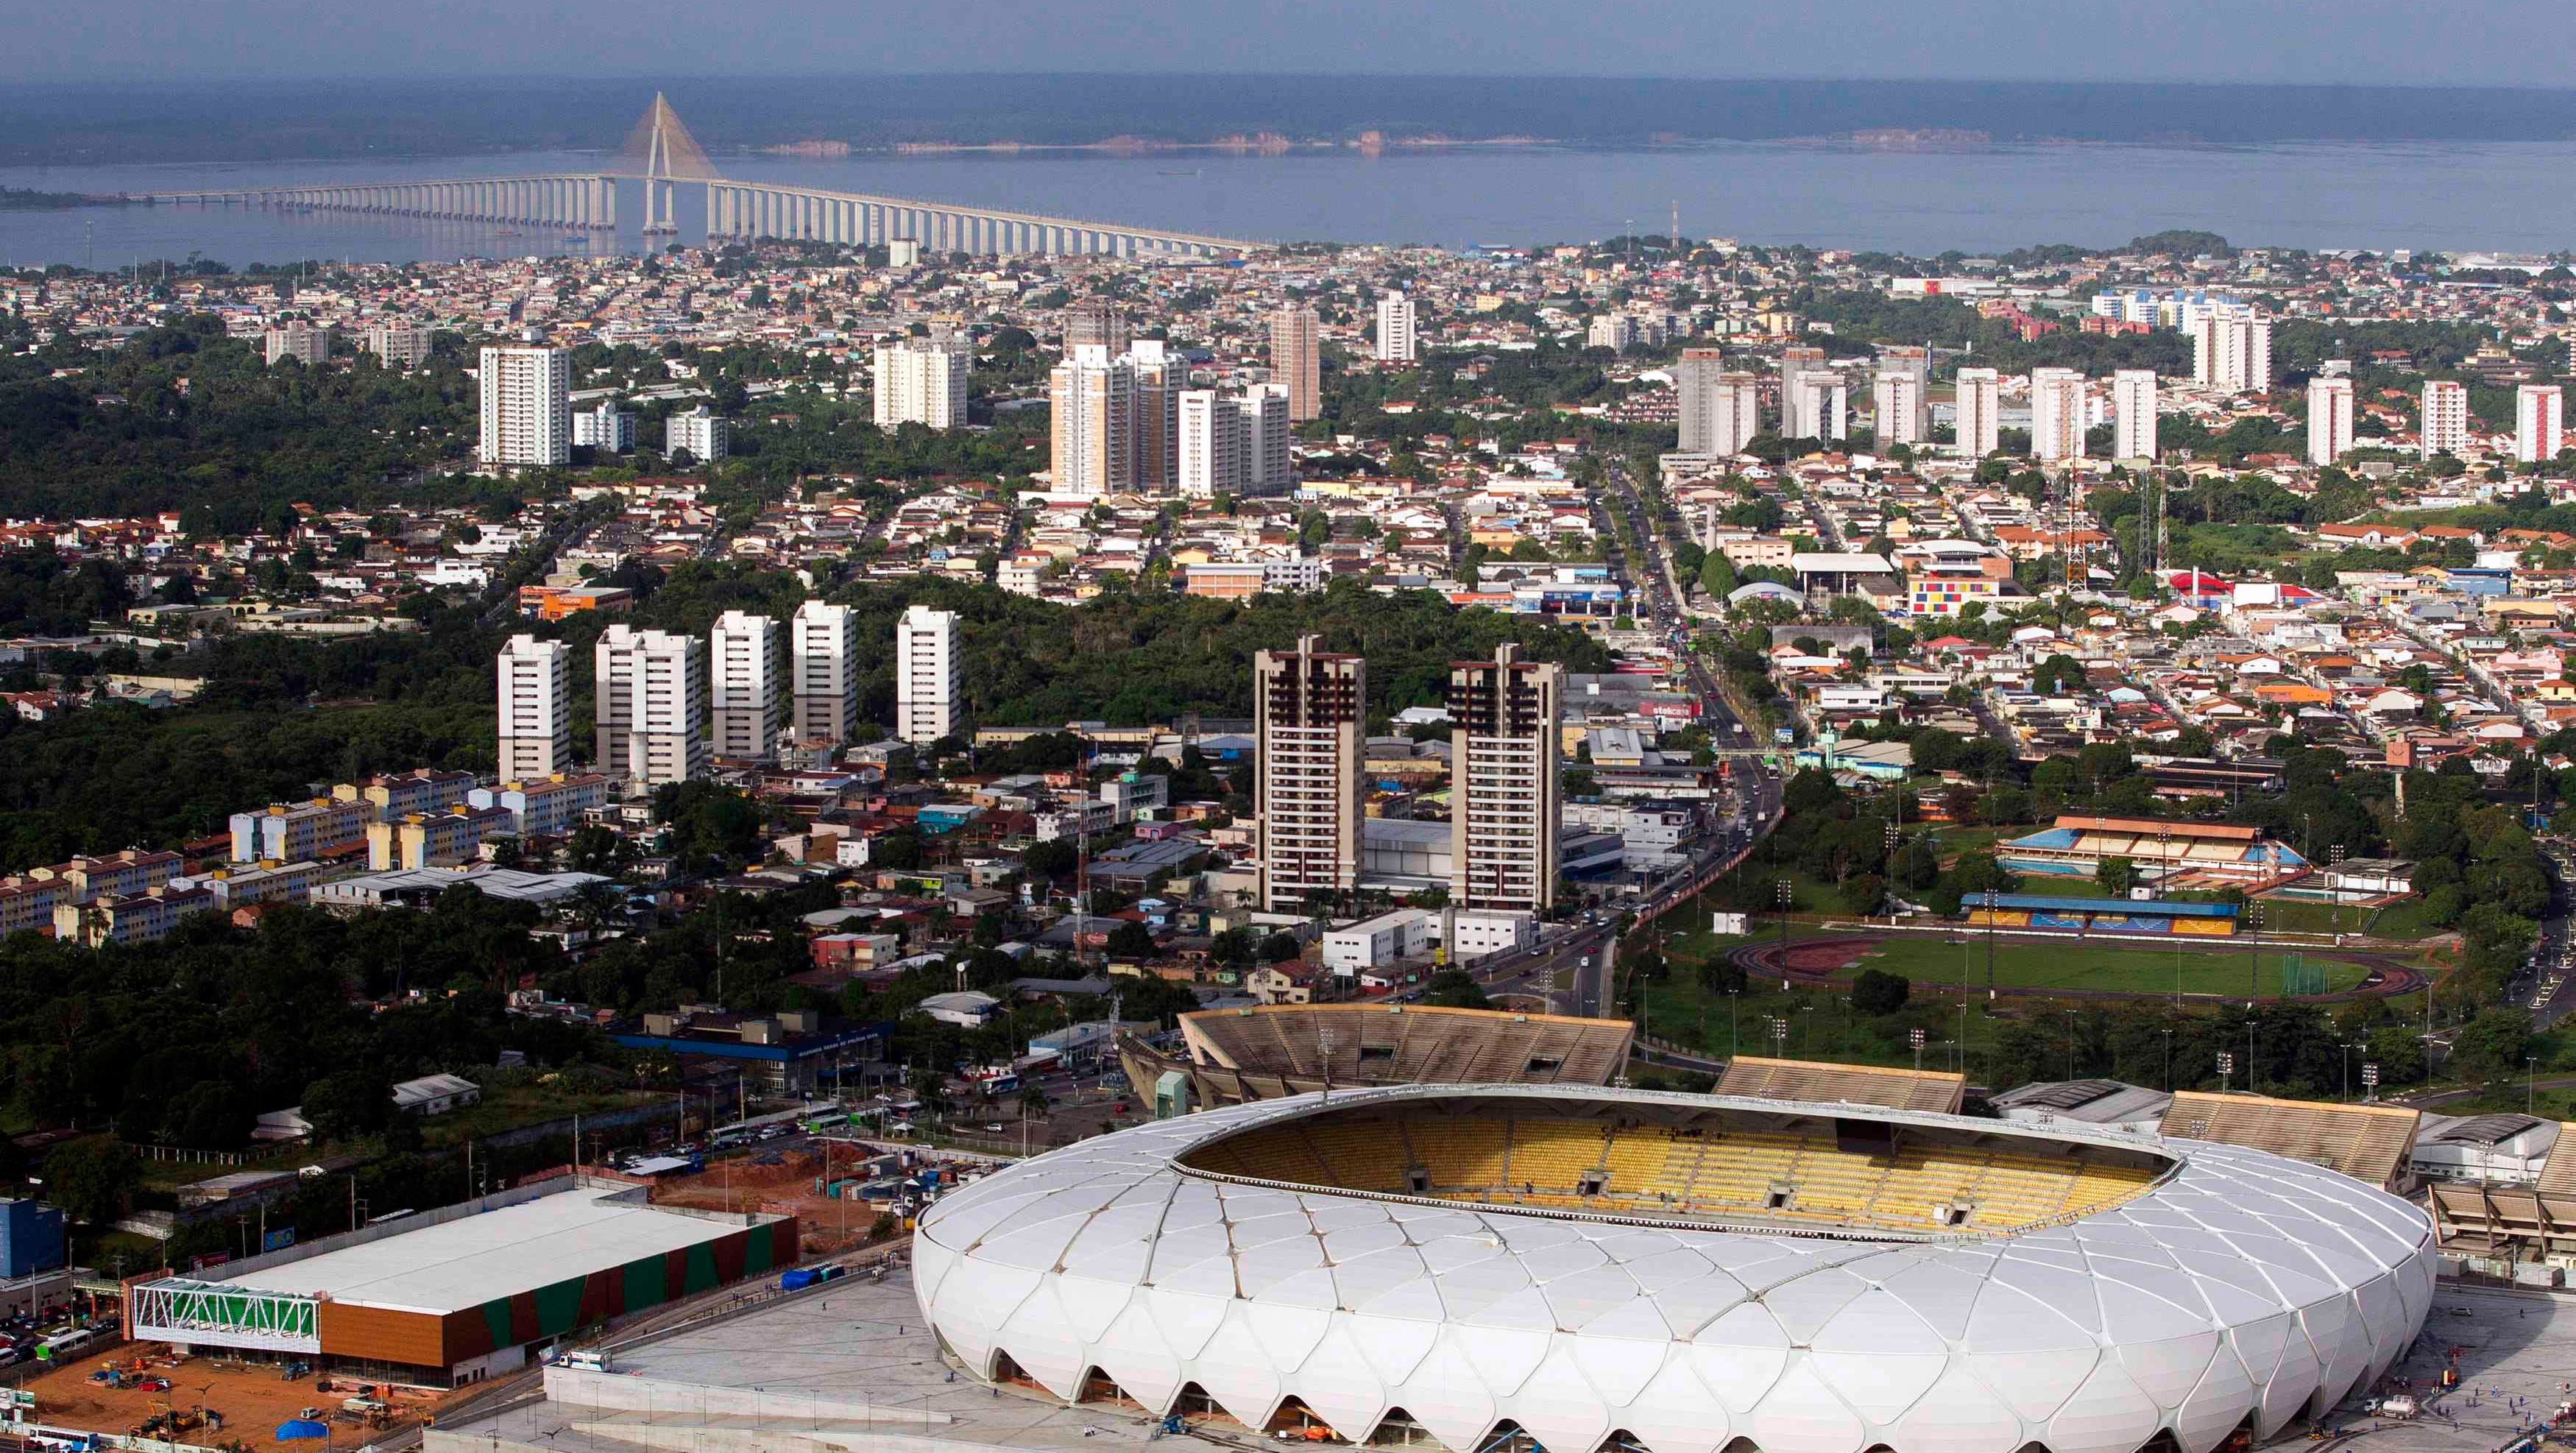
[1816, 933, 2372, 997]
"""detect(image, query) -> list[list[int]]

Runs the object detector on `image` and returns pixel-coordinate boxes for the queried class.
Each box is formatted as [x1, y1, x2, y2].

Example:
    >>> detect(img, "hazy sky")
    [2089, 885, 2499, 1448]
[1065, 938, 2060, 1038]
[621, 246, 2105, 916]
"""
[16, 0, 2576, 86]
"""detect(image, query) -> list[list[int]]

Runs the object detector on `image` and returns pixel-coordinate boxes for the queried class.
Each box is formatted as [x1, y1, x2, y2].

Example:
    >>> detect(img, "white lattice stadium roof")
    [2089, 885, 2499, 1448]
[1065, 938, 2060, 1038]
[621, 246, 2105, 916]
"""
[914, 1084, 2435, 1453]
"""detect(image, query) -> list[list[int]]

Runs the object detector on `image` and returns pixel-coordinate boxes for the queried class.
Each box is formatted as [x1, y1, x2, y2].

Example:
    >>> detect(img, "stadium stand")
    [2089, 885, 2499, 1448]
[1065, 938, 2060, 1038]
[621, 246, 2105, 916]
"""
[1996, 814, 2309, 888]
[1120, 1003, 1635, 1110]
[1182, 1096, 2168, 1236]
[2422, 1120, 2576, 1258]
[1713, 1055, 1967, 1113]
[2158, 1090, 2420, 1190]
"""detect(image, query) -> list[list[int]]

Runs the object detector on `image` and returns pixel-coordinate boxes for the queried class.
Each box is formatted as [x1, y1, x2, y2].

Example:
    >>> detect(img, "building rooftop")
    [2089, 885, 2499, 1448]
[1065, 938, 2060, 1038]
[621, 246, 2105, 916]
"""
[211, 1185, 757, 1315]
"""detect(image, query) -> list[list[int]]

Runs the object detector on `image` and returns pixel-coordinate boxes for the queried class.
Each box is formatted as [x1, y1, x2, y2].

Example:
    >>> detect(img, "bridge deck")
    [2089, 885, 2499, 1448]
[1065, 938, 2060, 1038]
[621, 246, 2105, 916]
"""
[141, 172, 1263, 253]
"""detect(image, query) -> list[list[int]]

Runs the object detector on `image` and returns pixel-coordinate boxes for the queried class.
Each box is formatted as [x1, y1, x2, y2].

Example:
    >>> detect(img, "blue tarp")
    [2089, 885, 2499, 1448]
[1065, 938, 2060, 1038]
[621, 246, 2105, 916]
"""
[277, 1421, 331, 1440]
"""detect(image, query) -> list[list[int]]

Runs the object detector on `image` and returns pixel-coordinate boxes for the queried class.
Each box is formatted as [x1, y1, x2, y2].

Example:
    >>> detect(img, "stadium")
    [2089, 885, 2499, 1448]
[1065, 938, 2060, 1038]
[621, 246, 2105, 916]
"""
[914, 1083, 2435, 1453]
[1119, 1003, 1638, 1112]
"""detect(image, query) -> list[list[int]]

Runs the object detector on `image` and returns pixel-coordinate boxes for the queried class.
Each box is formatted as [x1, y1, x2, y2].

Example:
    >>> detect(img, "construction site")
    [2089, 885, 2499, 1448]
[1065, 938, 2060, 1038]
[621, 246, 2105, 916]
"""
[11, 1340, 440, 1453]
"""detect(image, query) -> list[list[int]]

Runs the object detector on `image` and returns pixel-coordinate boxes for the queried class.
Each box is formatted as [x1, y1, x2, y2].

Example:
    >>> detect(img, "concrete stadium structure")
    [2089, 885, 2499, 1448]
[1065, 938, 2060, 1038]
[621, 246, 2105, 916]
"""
[915, 1083, 2435, 1453]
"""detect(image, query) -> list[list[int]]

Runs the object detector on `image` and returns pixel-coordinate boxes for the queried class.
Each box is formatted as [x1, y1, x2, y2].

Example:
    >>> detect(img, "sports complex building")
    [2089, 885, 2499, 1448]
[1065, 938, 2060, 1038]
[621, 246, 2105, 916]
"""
[913, 1083, 2435, 1453]
[125, 1177, 797, 1387]
[1997, 816, 2310, 889]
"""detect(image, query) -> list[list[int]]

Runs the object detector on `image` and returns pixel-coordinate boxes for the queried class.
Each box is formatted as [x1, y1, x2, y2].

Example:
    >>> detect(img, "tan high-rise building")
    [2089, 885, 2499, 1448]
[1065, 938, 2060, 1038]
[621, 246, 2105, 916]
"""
[1269, 306, 1321, 421]
[2421, 380, 2470, 459]
[2029, 368, 2088, 462]
[1050, 344, 1136, 497]
[1050, 342, 1178, 495]
[1254, 635, 1365, 911]
[1128, 340, 1179, 492]
[2307, 376, 2355, 465]
[1065, 302, 1130, 354]
[1448, 644, 1562, 914]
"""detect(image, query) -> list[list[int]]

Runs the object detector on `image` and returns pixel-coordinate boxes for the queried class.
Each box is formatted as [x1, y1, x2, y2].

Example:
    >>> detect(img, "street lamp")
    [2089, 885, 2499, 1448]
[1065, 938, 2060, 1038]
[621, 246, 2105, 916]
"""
[2064, 1010, 2078, 1080]
[2244, 902, 2262, 1002]
[2216, 1049, 2235, 1094]
[1910, 1026, 1927, 1072]
[2361, 1061, 2379, 1103]
[1774, 879, 1794, 991]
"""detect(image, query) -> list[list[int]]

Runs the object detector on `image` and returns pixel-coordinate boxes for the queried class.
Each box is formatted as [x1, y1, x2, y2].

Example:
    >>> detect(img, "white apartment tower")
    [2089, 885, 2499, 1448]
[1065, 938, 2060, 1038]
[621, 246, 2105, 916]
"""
[2112, 370, 2159, 462]
[573, 402, 636, 453]
[1253, 635, 1366, 912]
[2421, 380, 2470, 459]
[263, 322, 333, 367]
[363, 323, 434, 368]
[2307, 377, 2355, 465]
[2028, 368, 2088, 462]
[789, 601, 862, 746]
[1269, 306, 1322, 421]
[1953, 368, 2002, 459]
[1871, 369, 1926, 450]
[1789, 370, 1847, 441]
[495, 635, 570, 781]
[1374, 292, 1418, 363]
[1178, 389, 1248, 498]
[1876, 347, 1933, 442]
[1447, 644, 1562, 914]
[595, 625, 706, 789]
[665, 406, 729, 463]
[1242, 384, 1294, 493]
[1048, 342, 1186, 495]
[2191, 306, 2273, 395]
[2517, 383, 2564, 464]
[1677, 350, 1760, 456]
[708, 610, 779, 763]
[1777, 345, 1827, 437]
[873, 336, 972, 431]
[894, 604, 962, 745]
[477, 344, 571, 467]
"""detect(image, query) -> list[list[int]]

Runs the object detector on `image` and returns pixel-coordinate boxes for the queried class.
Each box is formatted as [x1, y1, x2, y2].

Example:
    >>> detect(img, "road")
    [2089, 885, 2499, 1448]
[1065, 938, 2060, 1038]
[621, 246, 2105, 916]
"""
[1446, 459, 1788, 1024]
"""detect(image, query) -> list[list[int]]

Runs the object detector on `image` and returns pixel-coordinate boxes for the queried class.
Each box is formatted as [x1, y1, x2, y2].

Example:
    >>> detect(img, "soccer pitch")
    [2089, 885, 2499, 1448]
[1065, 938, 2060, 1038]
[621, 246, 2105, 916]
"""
[1819, 933, 2373, 997]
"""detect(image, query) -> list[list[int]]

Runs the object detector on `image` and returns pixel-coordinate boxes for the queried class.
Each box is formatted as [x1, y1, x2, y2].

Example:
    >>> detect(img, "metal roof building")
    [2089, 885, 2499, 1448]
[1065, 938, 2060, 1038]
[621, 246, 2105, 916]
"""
[128, 1179, 796, 1387]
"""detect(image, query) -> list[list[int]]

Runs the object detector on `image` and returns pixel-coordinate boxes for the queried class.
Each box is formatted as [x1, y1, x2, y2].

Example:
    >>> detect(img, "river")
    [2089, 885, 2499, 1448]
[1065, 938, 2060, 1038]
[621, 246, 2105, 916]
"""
[5, 139, 2575, 268]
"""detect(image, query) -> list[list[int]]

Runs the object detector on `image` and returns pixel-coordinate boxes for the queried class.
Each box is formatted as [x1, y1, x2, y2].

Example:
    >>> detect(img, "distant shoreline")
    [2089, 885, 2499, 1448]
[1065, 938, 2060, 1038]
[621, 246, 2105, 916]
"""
[7, 76, 2575, 170]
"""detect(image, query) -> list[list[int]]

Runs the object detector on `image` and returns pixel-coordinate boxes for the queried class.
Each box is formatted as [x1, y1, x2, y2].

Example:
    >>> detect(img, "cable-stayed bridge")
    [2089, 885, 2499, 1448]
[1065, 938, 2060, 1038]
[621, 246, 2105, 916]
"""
[133, 94, 1262, 260]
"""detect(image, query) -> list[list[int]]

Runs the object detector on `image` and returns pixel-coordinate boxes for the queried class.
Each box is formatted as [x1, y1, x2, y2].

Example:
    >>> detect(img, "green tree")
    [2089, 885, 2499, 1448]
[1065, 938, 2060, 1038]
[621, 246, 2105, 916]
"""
[2095, 857, 2138, 897]
[1850, 969, 1911, 1017]
[41, 1139, 141, 1224]
[1105, 920, 1158, 959]
[1423, 969, 1492, 1009]
[2454, 1008, 2535, 1085]
[300, 1068, 392, 1142]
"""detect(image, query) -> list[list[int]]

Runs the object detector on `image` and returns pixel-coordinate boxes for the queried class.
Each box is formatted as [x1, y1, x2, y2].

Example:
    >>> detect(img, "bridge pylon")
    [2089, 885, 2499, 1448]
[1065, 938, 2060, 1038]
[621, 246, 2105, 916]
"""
[615, 92, 715, 236]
